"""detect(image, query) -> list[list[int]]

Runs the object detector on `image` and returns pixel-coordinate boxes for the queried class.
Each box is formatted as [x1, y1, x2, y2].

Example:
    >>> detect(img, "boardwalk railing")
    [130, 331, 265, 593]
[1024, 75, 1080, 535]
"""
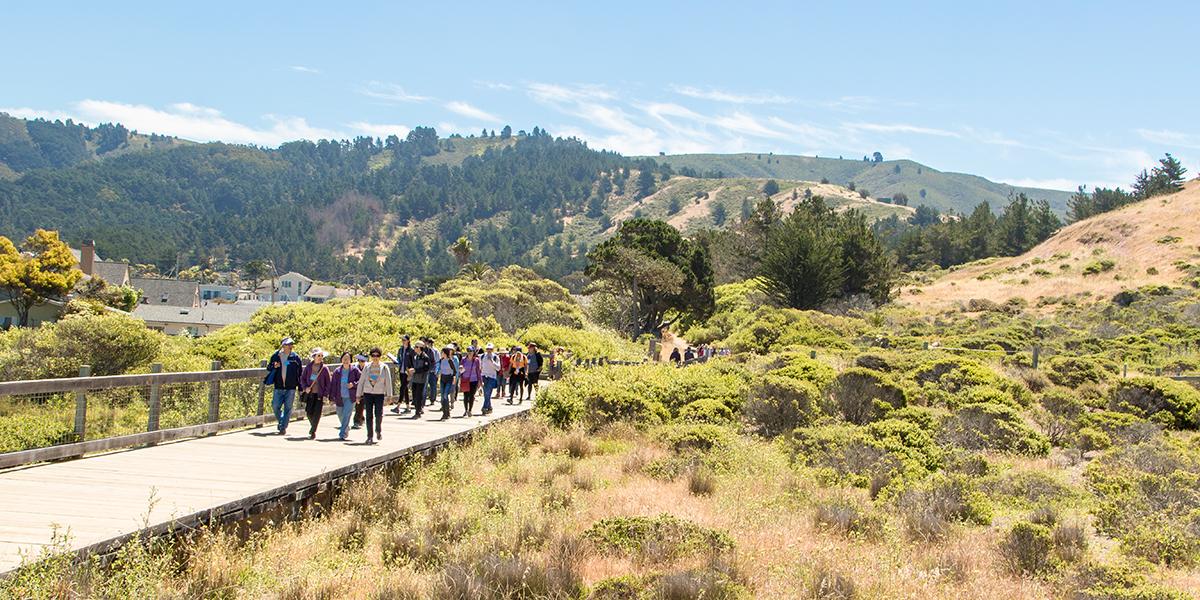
[0, 361, 270, 469]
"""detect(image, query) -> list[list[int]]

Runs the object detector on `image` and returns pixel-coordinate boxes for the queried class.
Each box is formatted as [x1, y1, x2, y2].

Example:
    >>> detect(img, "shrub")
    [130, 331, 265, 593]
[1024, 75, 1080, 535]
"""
[812, 496, 884, 538]
[808, 563, 856, 600]
[791, 421, 941, 488]
[983, 470, 1075, 506]
[853, 353, 892, 372]
[687, 468, 717, 496]
[659, 423, 735, 453]
[584, 514, 734, 561]
[678, 398, 735, 424]
[1033, 388, 1086, 446]
[1053, 520, 1088, 564]
[1000, 522, 1055, 576]
[1045, 356, 1115, 387]
[896, 473, 993, 540]
[1067, 561, 1193, 600]
[828, 368, 909, 425]
[940, 402, 1050, 455]
[744, 375, 820, 436]
[1082, 259, 1116, 276]
[1109, 377, 1200, 429]
[771, 354, 838, 390]
[912, 357, 1030, 407]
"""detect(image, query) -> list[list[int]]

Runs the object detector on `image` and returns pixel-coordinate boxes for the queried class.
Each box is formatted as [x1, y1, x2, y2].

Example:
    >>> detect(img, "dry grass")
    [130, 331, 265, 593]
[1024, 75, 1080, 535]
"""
[16, 418, 1200, 599]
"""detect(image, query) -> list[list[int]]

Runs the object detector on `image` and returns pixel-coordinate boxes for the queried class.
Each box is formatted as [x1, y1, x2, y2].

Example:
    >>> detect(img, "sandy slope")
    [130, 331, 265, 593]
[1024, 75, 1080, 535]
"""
[903, 180, 1200, 311]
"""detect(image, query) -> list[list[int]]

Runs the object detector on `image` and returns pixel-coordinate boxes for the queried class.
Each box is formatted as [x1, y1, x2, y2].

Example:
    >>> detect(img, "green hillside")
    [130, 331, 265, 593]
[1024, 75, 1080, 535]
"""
[0, 113, 186, 178]
[651, 153, 1074, 215]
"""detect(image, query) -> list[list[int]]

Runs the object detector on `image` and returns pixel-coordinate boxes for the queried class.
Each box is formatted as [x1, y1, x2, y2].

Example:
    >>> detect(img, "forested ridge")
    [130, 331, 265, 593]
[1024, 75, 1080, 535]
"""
[0, 119, 650, 283]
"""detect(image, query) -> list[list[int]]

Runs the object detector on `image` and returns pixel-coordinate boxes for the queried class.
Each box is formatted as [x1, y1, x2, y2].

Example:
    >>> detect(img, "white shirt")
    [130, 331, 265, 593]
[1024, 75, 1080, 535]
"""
[480, 352, 500, 378]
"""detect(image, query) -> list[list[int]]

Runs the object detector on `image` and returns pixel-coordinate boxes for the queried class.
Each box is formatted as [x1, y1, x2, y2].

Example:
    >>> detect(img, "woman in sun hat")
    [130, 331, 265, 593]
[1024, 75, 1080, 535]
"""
[300, 347, 331, 439]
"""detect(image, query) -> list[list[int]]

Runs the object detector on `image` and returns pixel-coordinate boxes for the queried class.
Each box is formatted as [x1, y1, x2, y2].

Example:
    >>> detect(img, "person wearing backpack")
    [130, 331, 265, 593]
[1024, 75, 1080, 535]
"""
[408, 340, 431, 419]
[524, 342, 543, 404]
[392, 335, 415, 414]
[265, 337, 303, 436]
[507, 346, 527, 404]
[436, 346, 459, 420]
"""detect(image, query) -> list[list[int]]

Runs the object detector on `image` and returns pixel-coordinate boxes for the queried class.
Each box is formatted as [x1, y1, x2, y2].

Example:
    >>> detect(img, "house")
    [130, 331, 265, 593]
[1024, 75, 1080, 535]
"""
[0, 297, 65, 329]
[256, 272, 312, 302]
[131, 277, 200, 308]
[302, 284, 336, 303]
[133, 302, 263, 336]
[199, 284, 237, 302]
[73, 240, 131, 286]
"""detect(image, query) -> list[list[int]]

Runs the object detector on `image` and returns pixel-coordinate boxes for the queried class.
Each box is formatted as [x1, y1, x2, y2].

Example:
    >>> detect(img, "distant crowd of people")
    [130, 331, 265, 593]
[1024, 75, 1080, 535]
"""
[667, 344, 726, 366]
[264, 336, 564, 444]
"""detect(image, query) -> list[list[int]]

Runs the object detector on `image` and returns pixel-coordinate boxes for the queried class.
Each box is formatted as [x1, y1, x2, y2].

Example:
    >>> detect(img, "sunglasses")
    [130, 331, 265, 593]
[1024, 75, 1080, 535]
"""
[370, 353, 381, 358]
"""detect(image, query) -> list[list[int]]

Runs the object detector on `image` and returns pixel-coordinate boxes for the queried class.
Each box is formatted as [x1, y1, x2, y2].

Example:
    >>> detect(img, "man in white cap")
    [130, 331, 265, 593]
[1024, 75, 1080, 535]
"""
[480, 342, 500, 415]
[265, 337, 303, 435]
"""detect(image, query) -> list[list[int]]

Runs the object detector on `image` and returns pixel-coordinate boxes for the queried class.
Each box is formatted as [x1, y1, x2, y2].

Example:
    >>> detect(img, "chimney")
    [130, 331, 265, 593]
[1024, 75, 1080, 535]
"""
[81, 240, 95, 276]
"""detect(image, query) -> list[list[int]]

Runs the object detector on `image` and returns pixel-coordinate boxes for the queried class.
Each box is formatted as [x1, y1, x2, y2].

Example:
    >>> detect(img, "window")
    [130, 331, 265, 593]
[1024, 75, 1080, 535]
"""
[282, 281, 292, 288]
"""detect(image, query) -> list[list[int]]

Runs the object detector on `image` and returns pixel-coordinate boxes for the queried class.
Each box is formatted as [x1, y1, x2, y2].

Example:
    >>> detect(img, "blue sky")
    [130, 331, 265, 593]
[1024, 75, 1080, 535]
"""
[3, 0, 1197, 190]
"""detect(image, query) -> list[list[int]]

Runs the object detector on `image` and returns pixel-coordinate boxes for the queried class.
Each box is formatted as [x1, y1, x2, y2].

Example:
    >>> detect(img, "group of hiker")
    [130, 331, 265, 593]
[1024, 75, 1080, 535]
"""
[264, 336, 559, 445]
[668, 344, 719, 366]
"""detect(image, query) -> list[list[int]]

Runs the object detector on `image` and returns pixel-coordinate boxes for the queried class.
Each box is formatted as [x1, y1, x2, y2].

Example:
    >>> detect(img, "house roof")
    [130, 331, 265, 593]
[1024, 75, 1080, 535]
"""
[303, 284, 336, 299]
[279, 272, 313, 282]
[130, 278, 199, 307]
[132, 302, 262, 327]
[91, 261, 130, 286]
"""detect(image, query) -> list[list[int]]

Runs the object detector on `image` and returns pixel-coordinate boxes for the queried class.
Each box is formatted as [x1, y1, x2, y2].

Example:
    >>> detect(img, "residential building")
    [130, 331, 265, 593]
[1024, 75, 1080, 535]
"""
[73, 240, 131, 286]
[256, 271, 312, 302]
[200, 284, 237, 302]
[133, 302, 263, 336]
[131, 278, 200, 308]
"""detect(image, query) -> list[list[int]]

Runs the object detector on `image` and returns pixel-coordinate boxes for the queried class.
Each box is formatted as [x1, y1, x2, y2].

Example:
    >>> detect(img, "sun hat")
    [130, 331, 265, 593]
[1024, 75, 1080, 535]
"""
[309, 347, 329, 358]
[485, 342, 495, 350]
[355, 354, 367, 361]
[281, 337, 294, 346]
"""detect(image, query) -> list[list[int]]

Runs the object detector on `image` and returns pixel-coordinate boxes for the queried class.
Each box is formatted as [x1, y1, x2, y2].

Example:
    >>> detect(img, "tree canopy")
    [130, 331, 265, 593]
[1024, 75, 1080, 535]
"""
[0, 229, 83, 326]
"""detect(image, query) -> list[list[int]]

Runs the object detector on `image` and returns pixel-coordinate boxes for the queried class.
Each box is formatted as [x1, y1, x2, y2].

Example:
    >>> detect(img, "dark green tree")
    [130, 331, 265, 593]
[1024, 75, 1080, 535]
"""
[762, 179, 781, 197]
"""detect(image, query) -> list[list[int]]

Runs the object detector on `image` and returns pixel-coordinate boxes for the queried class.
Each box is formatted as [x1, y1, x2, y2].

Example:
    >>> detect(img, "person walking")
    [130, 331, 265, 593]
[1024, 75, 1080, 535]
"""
[548, 347, 564, 380]
[480, 343, 500, 415]
[265, 337, 303, 435]
[669, 347, 682, 366]
[358, 348, 392, 444]
[408, 340, 431, 418]
[498, 347, 512, 399]
[459, 347, 481, 417]
[436, 347, 458, 420]
[524, 342, 543, 404]
[300, 348, 331, 439]
[507, 345, 527, 403]
[352, 353, 368, 429]
[331, 352, 359, 441]
[392, 335, 415, 414]
[422, 337, 438, 411]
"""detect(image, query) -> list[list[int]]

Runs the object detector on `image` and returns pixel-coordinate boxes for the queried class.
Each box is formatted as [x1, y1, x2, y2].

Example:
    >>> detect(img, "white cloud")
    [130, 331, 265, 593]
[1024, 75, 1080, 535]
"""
[359, 81, 430, 103]
[709, 112, 790, 140]
[671, 85, 791, 105]
[527, 82, 616, 103]
[0, 106, 80, 122]
[289, 65, 321, 74]
[997, 178, 1082, 191]
[1136, 128, 1200, 149]
[844, 122, 960, 138]
[444, 101, 501, 123]
[348, 121, 410, 139]
[476, 80, 513, 91]
[70, 100, 343, 145]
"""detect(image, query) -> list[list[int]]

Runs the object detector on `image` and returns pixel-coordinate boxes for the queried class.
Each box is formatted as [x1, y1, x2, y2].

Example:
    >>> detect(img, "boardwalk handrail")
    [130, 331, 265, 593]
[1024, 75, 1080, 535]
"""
[0, 368, 262, 396]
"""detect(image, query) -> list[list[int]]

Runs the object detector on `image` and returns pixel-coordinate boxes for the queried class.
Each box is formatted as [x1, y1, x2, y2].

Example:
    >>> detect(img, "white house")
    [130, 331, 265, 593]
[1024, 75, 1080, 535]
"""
[256, 272, 313, 302]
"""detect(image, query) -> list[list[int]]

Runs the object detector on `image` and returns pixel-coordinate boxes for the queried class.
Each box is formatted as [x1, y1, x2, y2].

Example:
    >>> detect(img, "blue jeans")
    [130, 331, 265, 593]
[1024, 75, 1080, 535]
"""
[482, 377, 497, 412]
[271, 388, 296, 433]
[336, 399, 354, 439]
[439, 375, 455, 415]
[426, 374, 438, 407]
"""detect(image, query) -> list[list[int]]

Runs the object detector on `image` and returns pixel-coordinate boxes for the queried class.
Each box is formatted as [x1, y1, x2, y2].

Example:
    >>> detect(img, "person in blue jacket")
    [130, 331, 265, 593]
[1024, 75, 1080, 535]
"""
[265, 337, 303, 435]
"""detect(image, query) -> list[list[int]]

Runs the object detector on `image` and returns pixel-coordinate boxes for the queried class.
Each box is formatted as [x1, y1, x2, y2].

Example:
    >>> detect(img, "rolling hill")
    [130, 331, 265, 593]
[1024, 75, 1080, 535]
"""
[0, 112, 186, 178]
[651, 153, 1074, 216]
[902, 179, 1200, 310]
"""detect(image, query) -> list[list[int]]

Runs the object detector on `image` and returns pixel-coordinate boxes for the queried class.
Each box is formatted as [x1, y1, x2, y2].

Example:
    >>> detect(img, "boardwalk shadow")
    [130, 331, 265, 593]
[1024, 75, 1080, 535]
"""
[249, 431, 282, 438]
[284, 436, 311, 442]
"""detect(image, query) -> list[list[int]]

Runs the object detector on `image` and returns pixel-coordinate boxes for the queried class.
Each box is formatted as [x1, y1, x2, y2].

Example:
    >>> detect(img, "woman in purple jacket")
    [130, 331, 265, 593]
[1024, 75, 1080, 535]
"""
[459, 347, 482, 417]
[300, 348, 332, 439]
[330, 352, 360, 441]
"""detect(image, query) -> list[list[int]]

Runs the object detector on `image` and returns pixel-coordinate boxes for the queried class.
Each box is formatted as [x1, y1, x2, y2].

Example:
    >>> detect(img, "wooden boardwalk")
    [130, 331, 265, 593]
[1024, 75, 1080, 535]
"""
[0, 398, 532, 573]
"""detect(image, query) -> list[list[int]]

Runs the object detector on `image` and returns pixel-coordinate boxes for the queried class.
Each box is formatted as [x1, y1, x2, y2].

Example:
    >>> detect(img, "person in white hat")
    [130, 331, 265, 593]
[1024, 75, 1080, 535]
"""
[480, 342, 500, 415]
[265, 337, 302, 435]
[300, 348, 331, 439]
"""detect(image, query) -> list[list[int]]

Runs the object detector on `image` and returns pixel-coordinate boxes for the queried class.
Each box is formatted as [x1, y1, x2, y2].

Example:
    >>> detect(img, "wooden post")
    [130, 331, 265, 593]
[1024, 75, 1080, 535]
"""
[1155, 367, 1162, 377]
[809, 350, 817, 359]
[147, 363, 162, 432]
[1031, 346, 1040, 369]
[73, 365, 90, 442]
[257, 360, 267, 419]
[208, 361, 221, 423]
[1123, 363, 1128, 378]
[649, 339, 659, 361]
[922, 341, 929, 351]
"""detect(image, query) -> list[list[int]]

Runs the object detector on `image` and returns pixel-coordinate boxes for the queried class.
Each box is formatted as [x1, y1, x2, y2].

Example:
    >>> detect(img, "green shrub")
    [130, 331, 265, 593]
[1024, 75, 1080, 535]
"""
[1000, 522, 1055, 576]
[940, 402, 1050, 456]
[0, 313, 162, 380]
[791, 420, 941, 487]
[912, 357, 1030, 407]
[1045, 356, 1116, 387]
[1067, 561, 1194, 600]
[770, 354, 837, 390]
[982, 470, 1075, 507]
[828, 368, 909, 425]
[1083, 259, 1116, 276]
[0, 412, 76, 453]
[1109, 377, 1200, 429]
[744, 374, 820, 437]
[677, 398, 735, 424]
[895, 473, 993, 540]
[583, 514, 734, 560]
[658, 423, 735, 453]
[853, 353, 893, 372]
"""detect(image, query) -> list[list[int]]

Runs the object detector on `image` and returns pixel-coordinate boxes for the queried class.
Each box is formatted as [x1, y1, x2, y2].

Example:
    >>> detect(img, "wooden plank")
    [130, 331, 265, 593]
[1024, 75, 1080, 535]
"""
[0, 368, 261, 396]
[0, 398, 533, 574]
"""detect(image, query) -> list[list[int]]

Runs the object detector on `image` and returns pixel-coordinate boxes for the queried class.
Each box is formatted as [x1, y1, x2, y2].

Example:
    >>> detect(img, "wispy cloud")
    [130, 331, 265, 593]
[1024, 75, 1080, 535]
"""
[671, 85, 791, 105]
[348, 121, 409, 139]
[0, 106, 79, 122]
[359, 81, 430, 103]
[476, 80, 513, 91]
[996, 177, 1081, 191]
[289, 65, 321, 74]
[528, 82, 616, 104]
[844, 122, 961, 138]
[1136, 128, 1200, 149]
[444, 101, 501, 123]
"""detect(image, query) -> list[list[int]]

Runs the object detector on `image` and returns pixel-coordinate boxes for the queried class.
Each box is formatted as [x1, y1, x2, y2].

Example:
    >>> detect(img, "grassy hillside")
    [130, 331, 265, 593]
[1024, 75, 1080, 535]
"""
[652, 153, 1074, 216]
[0, 113, 185, 177]
[903, 179, 1200, 311]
